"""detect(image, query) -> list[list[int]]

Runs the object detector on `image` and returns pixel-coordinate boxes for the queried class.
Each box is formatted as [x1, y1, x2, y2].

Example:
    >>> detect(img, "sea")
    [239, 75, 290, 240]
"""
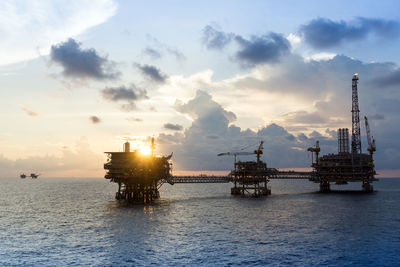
[0, 178, 399, 266]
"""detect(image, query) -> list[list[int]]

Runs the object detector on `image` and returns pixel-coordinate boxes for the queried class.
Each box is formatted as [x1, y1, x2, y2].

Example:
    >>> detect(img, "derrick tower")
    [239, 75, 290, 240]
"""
[351, 73, 362, 155]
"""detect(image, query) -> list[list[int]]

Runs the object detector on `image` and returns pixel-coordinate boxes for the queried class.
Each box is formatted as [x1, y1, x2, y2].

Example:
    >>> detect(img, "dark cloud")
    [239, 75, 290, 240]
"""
[102, 85, 147, 101]
[101, 85, 148, 111]
[135, 63, 168, 83]
[300, 17, 400, 49]
[234, 33, 291, 67]
[50, 38, 119, 80]
[202, 25, 234, 50]
[369, 114, 385, 120]
[257, 123, 296, 142]
[163, 123, 183, 131]
[232, 54, 395, 109]
[201, 26, 291, 67]
[373, 69, 400, 88]
[143, 47, 162, 59]
[89, 116, 101, 124]
[21, 108, 38, 117]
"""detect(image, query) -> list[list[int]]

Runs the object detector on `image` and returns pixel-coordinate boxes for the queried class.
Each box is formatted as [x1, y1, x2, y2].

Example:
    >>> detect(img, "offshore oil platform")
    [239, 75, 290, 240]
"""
[104, 74, 377, 203]
[104, 139, 172, 203]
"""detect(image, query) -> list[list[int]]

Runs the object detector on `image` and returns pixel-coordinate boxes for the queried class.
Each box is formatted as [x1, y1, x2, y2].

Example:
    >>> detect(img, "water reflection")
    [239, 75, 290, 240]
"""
[0, 178, 399, 265]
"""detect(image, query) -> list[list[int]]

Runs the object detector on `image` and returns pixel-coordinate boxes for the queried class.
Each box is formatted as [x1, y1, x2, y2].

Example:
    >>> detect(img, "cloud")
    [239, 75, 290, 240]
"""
[281, 111, 327, 124]
[217, 54, 395, 145]
[369, 114, 385, 120]
[300, 17, 400, 49]
[0, 0, 117, 66]
[101, 85, 148, 111]
[373, 69, 400, 88]
[145, 35, 186, 61]
[163, 123, 183, 131]
[89, 116, 101, 124]
[165, 47, 186, 61]
[21, 108, 38, 117]
[230, 53, 395, 103]
[102, 85, 147, 101]
[234, 33, 291, 67]
[158, 90, 334, 171]
[143, 47, 162, 59]
[175, 90, 237, 124]
[201, 26, 291, 67]
[135, 63, 168, 83]
[50, 38, 119, 80]
[202, 25, 234, 50]
[156, 50, 400, 170]
[126, 117, 143, 122]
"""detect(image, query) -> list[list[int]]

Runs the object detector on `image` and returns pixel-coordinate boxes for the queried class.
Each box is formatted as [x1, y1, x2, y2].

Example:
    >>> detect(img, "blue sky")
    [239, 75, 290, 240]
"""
[0, 0, 399, 177]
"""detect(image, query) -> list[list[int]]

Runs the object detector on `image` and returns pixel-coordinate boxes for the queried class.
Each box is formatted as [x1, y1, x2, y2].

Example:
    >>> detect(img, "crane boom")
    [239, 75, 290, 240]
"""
[364, 116, 372, 148]
[218, 141, 265, 170]
[217, 152, 254, 156]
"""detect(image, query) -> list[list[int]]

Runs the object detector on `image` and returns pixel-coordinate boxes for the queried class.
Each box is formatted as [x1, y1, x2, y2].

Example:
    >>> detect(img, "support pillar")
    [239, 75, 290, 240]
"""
[362, 180, 373, 192]
[319, 180, 331, 193]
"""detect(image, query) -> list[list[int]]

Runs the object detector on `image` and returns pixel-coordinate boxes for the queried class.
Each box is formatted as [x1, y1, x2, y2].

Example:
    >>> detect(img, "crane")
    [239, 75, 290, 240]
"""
[364, 116, 376, 164]
[307, 140, 320, 166]
[218, 141, 264, 169]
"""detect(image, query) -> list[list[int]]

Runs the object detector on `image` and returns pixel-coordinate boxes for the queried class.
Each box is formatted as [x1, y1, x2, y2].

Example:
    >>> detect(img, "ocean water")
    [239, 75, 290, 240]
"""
[0, 178, 399, 266]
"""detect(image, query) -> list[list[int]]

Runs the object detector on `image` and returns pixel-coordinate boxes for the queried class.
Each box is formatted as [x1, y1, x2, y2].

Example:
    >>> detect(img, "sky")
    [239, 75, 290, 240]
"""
[1, 0, 400, 177]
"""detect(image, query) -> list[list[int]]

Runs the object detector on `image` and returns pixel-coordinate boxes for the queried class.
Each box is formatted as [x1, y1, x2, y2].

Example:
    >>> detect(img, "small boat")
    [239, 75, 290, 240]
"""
[20, 173, 27, 179]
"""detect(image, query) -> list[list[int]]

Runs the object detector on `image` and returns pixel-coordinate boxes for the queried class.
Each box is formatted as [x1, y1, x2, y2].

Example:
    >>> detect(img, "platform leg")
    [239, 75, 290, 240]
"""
[319, 181, 331, 192]
[362, 181, 373, 192]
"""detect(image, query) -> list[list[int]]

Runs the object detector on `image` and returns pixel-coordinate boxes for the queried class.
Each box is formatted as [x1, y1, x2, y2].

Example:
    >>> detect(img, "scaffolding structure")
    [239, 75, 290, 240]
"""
[230, 160, 271, 197]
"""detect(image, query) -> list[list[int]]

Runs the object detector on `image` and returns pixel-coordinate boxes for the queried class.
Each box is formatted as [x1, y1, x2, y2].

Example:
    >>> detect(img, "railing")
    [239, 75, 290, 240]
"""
[167, 171, 316, 184]
[268, 171, 315, 180]
[167, 175, 232, 184]
[108, 170, 375, 184]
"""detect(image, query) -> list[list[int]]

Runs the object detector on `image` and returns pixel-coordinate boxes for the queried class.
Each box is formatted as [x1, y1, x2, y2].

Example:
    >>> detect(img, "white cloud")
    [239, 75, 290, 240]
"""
[305, 52, 337, 62]
[158, 90, 336, 171]
[287, 33, 302, 50]
[0, 0, 117, 66]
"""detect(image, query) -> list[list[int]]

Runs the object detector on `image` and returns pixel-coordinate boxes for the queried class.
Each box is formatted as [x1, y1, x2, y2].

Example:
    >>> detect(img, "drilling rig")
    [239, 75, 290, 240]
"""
[308, 74, 377, 192]
[351, 74, 362, 155]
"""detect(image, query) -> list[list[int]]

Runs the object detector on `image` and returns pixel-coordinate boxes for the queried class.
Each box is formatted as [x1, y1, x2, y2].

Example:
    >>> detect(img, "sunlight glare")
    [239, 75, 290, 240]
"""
[139, 145, 152, 156]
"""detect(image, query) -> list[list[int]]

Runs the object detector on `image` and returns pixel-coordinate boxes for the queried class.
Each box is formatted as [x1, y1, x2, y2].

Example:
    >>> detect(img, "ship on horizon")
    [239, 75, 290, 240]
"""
[20, 173, 40, 179]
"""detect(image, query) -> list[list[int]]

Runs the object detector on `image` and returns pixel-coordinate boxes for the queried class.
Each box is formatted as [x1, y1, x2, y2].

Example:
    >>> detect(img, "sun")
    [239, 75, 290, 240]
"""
[138, 145, 152, 156]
